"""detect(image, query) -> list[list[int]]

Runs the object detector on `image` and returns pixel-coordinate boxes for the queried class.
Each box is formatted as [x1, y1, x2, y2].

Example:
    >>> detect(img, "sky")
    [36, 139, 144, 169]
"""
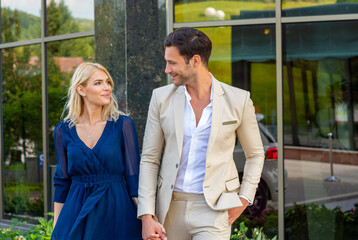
[1, 0, 94, 19]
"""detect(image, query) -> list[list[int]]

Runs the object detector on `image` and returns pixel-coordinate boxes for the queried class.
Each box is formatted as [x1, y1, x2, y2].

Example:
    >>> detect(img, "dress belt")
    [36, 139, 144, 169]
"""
[71, 175, 122, 204]
[71, 175, 122, 185]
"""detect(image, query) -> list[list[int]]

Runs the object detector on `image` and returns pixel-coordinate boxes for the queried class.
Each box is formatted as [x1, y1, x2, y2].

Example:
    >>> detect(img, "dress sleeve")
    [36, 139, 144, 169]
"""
[121, 116, 141, 198]
[53, 122, 71, 203]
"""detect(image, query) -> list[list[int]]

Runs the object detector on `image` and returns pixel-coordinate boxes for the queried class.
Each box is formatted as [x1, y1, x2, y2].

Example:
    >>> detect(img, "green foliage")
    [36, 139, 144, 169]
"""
[4, 184, 44, 216]
[231, 206, 278, 239]
[233, 203, 358, 240]
[231, 221, 277, 240]
[285, 203, 345, 240]
[0, 214, 54, 240]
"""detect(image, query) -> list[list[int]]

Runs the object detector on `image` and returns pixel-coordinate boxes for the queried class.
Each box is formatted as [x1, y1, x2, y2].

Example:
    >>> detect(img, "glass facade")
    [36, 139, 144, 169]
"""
[174, 0, 275, 22]
[173, 0, 358, 239]
[2, 44, 42, 222]
[283, 20, 358, 239]
[0, 0, 358, 238]
[0, 0, 94, 222]
[46, 0, 94, 36]
[1, 0, 41, 43]
[282, 0, 358, 17]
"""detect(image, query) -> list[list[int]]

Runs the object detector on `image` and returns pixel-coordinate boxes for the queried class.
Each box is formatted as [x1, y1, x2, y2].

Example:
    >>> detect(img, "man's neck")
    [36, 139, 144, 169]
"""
[186, 71, 212, 100]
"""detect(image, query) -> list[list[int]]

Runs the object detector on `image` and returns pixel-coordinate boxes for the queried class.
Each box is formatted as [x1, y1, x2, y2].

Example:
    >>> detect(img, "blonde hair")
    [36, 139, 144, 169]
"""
[62, 62, 124, 127]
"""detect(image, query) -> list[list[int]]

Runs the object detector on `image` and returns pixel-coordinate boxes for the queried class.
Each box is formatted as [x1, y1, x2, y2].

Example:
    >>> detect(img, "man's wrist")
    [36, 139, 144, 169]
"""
[140, 214, 153, 221]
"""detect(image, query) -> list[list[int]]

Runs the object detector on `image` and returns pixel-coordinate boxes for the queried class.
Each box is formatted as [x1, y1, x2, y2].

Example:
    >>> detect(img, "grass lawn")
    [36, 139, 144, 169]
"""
[175, 0, 336, 23]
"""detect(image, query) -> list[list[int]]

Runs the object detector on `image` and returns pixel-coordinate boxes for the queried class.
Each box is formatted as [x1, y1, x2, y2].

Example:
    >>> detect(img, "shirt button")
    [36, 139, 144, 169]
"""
[171, 185, 173, 189]
[176, 164, 178, 168]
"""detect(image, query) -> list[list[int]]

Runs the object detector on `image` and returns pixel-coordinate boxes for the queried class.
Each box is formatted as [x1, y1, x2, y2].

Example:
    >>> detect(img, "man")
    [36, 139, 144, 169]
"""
[138, 27, 265, 240]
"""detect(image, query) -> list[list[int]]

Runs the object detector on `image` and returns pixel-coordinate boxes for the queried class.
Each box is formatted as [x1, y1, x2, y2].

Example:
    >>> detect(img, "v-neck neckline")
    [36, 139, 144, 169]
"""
[72, 121, 110, 151]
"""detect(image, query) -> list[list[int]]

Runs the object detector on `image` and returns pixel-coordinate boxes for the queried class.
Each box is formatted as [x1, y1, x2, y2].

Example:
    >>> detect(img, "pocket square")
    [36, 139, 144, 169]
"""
[222, 120, 237, 125]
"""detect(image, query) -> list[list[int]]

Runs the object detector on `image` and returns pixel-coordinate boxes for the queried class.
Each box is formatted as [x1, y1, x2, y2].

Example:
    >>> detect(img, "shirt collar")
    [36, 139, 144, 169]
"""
[183, 74, 214, 102]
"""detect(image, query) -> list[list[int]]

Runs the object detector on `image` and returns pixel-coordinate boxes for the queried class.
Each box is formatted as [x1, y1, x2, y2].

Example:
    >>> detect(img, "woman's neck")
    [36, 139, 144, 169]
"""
[79, 107, 104, 127]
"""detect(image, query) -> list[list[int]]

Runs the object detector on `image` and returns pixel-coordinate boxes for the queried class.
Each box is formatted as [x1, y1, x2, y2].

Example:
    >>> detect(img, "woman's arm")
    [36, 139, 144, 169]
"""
[53, 202, 64, 228]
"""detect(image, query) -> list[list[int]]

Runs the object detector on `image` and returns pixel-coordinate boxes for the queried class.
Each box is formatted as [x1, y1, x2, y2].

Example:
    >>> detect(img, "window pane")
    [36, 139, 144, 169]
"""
[48, 37, 94, 205]
[46, 0, 94, 36]
[174, 0, 275, 23]
[2, 44, 43, 222]
[283, 21, 358, 239]
[282, 1, 358, 17]
[195, 26, 278, 238]
[1, 0, 41, 43]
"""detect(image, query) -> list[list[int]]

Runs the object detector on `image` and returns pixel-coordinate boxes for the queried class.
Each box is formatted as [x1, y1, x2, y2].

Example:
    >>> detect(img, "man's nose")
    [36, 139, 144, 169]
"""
[165, 64, 171, 74]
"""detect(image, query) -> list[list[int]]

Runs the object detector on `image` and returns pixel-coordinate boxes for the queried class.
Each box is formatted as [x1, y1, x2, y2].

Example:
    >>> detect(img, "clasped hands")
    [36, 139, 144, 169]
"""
[141, 197, 249, 239]
[141, 214, 167, 240]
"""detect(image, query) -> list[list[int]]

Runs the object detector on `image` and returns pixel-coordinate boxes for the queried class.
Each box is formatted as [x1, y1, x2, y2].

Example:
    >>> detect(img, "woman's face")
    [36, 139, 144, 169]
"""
[80, 70, 112, 107]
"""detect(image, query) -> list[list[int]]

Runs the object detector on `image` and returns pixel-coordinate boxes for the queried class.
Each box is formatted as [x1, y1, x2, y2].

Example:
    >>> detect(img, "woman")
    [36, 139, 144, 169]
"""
[51, 62, 142, 239]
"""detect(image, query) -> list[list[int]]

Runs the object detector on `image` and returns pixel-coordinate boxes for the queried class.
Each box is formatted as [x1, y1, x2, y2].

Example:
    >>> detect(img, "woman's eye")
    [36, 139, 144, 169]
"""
[95, 82, 101, 85]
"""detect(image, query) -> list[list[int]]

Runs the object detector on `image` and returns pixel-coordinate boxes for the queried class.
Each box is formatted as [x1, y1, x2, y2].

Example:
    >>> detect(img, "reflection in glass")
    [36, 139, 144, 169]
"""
[282, 0, 358, 17]
[283, 21, 358, 239]
[46, 0, 94, 36]
[174, 0, 275, 23]
[48, 37, 94, 195]
[2, 44, 43, 222]
[1, 0, 41, 43]
[196, 26, 277, 238]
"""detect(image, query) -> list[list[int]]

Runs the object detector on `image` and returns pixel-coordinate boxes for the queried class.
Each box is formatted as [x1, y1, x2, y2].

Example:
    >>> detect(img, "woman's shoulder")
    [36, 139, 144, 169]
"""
[54, 120, 71, 134]
[112, 115, 134, 128]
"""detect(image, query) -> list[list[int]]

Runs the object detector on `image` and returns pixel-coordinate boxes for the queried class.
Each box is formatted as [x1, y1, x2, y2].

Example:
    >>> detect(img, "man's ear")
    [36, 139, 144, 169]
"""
[191, 54, 201, 67]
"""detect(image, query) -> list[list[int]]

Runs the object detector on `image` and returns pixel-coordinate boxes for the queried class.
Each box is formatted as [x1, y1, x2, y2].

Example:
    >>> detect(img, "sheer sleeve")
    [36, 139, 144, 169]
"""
[121, 116, 140, 197]
[53, 122, 71, 203]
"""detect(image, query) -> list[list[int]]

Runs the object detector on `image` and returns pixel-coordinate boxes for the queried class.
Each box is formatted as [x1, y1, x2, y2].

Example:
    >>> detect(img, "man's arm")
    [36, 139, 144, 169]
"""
[236, 92, 265, 202]
[228, 92, 265, 224]
[138, 89, 166, 239]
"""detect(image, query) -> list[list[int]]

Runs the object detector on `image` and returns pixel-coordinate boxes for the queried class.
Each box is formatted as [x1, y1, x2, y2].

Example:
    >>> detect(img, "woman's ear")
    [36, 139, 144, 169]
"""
[77, 85, 86, 96]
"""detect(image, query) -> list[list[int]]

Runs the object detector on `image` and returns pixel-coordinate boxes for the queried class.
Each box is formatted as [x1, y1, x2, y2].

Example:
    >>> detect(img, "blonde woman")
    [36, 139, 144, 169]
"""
[51, 62, 142, 240]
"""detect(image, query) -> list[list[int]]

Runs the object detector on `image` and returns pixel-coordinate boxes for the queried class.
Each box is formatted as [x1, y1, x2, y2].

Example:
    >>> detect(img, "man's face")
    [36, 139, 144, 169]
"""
[164, 46, 196, 86]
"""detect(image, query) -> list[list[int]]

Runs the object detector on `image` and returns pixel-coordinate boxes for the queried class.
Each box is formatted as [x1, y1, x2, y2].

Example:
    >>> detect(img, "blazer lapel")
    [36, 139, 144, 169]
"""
[173, 86, 185, 158]
[207, 78, 224, 155]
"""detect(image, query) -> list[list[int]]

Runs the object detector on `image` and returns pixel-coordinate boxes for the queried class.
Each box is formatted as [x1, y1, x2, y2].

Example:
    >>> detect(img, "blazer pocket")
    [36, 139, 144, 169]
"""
[225, 177, 240, 191]
[222, 120, 237, 125]
[157, 176, 163, 189]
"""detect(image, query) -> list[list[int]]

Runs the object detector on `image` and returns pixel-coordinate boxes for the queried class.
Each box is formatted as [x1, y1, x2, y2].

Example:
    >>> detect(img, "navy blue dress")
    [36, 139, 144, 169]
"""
[51, 116, 142, 240]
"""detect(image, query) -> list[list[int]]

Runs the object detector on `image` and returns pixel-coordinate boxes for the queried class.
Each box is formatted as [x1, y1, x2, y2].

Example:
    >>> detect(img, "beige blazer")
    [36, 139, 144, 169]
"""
[137, 77, 265, 224]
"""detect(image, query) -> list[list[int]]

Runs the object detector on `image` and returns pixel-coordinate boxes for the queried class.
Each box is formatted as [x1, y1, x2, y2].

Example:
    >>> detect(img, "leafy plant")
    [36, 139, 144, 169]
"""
[231, 221, 277, 240]
[0, 213, 53, 240]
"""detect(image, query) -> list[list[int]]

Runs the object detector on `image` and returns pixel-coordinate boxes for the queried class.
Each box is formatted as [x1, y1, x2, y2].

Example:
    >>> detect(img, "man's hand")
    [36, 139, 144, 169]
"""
[141, 214, 167, 240]
[228, 197, 250, 225]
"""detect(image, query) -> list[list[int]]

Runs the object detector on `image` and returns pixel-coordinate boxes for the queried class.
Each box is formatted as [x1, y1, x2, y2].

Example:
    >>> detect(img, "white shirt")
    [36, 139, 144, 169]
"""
[173, 75, 252, 204]
[173, 83, 213, 194]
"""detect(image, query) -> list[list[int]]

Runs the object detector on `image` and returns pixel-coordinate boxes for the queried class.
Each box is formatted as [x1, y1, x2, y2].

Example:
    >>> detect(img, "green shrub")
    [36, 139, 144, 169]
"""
[0, 213, 53, 240]
[232, 203, 358, 240]
[231, 222, 277, 240]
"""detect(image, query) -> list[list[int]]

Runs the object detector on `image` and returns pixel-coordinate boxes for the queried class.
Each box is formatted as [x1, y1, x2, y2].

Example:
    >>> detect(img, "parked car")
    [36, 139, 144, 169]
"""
[234, 114, 287, 217]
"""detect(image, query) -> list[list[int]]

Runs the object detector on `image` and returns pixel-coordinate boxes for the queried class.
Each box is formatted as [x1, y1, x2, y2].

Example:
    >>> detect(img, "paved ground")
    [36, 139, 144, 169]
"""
[284, 159, 358, 211]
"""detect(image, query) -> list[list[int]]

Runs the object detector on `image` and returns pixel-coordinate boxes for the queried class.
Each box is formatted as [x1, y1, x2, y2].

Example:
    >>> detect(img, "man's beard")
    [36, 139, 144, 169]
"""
[173, 66, 196, 86]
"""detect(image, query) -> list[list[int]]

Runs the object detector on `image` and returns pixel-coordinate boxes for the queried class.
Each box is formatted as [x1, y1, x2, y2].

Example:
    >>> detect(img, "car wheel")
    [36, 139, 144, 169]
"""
[244, 180, 268, 217]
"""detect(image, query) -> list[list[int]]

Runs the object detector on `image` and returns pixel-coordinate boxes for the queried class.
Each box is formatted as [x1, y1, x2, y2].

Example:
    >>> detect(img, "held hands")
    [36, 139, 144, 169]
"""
[141, 214, 167, 240]
[228, 197, 250, 225]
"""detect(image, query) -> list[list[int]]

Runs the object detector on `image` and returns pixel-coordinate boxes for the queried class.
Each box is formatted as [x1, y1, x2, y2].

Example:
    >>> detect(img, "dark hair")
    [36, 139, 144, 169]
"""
[163, 27, 212, 67]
